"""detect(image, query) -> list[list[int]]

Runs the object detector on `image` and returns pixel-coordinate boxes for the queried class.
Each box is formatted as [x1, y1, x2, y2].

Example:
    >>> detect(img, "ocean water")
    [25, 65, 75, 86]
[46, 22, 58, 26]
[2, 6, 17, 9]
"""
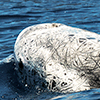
[0, 0, 100, 100]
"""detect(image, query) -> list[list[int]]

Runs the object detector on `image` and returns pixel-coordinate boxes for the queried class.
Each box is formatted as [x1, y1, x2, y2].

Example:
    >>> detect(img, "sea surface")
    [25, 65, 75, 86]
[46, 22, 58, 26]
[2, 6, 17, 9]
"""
[0, 0, 100, 100]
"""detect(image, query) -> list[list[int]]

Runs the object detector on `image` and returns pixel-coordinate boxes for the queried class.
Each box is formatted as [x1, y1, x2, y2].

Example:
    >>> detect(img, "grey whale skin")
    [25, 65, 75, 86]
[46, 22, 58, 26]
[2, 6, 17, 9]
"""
[14, 23, 100, 93]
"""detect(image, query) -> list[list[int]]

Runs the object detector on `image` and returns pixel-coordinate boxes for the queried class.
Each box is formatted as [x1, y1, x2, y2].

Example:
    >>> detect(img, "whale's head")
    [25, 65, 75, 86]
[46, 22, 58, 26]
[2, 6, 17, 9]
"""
[14, 23, 100, 93]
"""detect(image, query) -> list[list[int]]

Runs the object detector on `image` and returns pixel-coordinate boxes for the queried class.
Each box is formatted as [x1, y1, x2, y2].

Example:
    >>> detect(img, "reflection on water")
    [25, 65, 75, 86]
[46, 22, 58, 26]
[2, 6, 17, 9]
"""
[0, 0, 100, 99]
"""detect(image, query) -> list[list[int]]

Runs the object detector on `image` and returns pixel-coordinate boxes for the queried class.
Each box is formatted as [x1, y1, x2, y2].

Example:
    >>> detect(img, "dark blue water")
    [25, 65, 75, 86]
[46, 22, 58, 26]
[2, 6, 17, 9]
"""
[0, 0, 100, 100]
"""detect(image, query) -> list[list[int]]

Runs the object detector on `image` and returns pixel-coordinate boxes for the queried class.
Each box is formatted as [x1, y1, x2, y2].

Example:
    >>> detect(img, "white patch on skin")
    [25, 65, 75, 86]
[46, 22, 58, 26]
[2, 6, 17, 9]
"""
[45, 60, 90, 92]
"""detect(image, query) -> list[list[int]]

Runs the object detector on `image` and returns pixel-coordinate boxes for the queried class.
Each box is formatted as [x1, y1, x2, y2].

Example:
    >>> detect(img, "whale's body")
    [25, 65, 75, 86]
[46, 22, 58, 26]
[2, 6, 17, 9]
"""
[14, 23, 100, 93]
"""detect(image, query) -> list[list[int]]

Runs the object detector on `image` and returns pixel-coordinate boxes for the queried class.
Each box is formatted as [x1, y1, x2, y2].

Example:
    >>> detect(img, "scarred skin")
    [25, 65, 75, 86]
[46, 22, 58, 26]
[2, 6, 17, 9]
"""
[14, 23, 100, 93]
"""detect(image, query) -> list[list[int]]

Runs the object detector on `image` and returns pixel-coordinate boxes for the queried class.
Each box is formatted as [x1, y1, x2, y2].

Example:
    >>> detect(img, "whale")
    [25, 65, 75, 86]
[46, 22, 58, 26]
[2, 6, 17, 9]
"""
[14, 23, 100, 93]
